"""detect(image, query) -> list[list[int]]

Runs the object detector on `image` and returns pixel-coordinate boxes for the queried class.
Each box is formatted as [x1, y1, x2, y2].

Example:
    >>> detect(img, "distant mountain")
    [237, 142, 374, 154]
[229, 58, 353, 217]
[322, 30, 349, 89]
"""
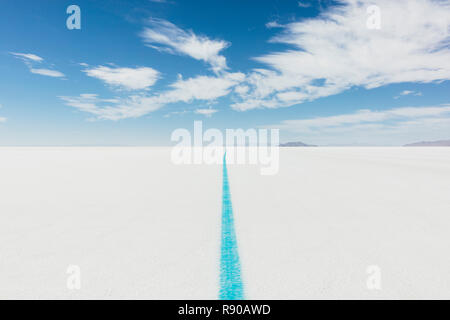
[279, 141, 317, 147]
[404, 139, 450, 147]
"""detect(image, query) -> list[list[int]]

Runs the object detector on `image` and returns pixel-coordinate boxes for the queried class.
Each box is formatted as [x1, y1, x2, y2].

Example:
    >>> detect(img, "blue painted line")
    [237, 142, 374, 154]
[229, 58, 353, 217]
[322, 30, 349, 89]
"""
[219, 153, 244, 300]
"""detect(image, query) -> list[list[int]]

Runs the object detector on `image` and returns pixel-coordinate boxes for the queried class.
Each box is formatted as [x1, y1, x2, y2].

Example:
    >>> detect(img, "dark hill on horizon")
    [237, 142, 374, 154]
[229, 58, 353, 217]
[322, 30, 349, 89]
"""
[279, 141, 317, 147]
[404, 139, 450, 146]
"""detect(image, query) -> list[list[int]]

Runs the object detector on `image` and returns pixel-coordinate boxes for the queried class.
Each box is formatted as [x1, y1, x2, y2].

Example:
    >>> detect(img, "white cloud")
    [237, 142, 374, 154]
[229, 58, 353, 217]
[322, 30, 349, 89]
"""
[234, 85, 249, 95]
[60, 94, 163, 121]
[298, 1, 312, 8]
[10, 52, 43, 62]
[232, 0, 450, 111]
[61, 0, 450, 122]
[265, 21, 283, 29]
[141, 18, 229, 73]
[60, 72, 244, 120]
[83, 66, 160, 90]
[277, 105, 450, 131]
[30, 68, 65, 78]
[163, 72, 244, 102]
[400, 90, 422, 96]
[394, 90, 423, 99]
[194, 108, 218, 117]
[269, 104, 450, 145]
[11, 52, 65, 78]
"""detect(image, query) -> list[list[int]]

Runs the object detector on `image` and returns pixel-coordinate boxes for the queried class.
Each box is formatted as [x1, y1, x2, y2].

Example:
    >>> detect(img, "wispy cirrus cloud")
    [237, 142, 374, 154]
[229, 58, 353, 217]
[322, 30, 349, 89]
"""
[83, 66, 160, 90]
[164, 72, 244, 102]
[141, 18, 229, 73]
[62, 0, 450, 122]
[394, 90, 423, 99]
[61, 20, 243, 121]
[265, 21, 283, 29]
[232, 0, 450, 111]
[60, 93, 162, 121]
[30, 68, 65, 78]
[194, 108, 218, 117]
[11, 52, 65, 78]
[269, 104, 450, 145]
[276, 105, 450, 131]
[297, 1, 312, 8]
[10, 52, 43, 62]
[60, 72, 244, 120]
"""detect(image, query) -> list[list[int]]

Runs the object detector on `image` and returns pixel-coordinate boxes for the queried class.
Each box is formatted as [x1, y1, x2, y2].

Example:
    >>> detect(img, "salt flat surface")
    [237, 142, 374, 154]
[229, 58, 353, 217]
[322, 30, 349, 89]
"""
[229, 147, 450, 299]
[0, 147, 221, 299]
[1, 147, 450, 299]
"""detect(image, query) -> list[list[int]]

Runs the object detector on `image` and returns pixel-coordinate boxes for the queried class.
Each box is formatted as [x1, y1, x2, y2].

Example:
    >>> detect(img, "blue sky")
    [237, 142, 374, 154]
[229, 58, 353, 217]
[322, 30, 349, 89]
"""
[0, 0, 449, 146]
